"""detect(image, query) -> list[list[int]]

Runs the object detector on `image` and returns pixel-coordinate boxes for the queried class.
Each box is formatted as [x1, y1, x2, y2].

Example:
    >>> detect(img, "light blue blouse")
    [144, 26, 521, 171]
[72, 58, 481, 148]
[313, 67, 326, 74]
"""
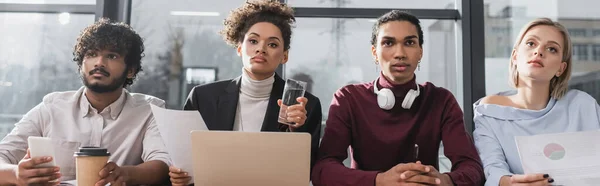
[473, 89, 600, 186]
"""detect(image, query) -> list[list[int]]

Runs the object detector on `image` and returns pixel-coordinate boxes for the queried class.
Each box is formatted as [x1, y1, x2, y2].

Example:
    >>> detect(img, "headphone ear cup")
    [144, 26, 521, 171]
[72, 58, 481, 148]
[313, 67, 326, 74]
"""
[401, 89, 417, 109]
[377, 88, 395, 110]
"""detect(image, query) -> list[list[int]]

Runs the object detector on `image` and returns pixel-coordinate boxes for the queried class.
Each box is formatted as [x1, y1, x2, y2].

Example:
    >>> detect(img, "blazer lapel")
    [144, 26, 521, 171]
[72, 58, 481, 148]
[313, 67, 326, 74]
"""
[261, 74, 285, 132]
[215, 76, 241, 130]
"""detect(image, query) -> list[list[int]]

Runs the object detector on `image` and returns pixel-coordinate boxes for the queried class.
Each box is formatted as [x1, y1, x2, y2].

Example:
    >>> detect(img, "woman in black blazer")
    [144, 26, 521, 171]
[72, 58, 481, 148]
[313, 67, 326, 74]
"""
[168, 1, 322, 185]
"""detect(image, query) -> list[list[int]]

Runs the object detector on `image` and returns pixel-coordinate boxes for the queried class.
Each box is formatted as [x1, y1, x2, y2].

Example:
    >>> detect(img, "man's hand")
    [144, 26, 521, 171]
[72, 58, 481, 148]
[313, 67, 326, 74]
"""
[418, 165, 452, 186]
[95, 162, 129, 186]
[376, 162, 440, 186]
[15, 149, 61, 186]
[169, 166, 191, 186]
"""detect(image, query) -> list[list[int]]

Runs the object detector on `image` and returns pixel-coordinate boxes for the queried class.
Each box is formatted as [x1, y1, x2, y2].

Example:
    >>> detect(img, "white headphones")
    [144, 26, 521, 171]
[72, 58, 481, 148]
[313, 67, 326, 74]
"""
[373, 77, 420, 110]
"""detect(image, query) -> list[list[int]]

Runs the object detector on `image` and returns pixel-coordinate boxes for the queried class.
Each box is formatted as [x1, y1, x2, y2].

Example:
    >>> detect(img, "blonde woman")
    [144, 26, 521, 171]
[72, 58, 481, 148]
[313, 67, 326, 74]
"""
[473, 18, 600, 186]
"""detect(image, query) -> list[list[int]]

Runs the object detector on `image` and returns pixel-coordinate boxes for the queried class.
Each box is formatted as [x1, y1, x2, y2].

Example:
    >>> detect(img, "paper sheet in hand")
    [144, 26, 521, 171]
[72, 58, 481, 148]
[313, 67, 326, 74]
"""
[151, 105, 208, 183]
[515, 130, 600, 185]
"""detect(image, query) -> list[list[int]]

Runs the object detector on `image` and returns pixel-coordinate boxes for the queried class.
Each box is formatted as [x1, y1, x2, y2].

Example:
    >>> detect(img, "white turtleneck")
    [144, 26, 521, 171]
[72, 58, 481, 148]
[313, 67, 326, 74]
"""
[233, 69, 274, 132]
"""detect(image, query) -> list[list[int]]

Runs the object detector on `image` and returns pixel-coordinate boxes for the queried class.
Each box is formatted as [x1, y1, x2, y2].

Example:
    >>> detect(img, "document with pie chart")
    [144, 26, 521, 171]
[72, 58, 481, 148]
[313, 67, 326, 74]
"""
[515, 130, 600, 186]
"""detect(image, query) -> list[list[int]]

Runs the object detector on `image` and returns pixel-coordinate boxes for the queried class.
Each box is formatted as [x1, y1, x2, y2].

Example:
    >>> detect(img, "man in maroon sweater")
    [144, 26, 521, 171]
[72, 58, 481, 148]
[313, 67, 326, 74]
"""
[311, 10, 484, 186]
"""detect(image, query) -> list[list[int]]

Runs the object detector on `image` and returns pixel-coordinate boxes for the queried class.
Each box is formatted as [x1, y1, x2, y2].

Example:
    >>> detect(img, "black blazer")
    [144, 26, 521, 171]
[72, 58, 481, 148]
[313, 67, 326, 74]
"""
[183, 73, 322, 168]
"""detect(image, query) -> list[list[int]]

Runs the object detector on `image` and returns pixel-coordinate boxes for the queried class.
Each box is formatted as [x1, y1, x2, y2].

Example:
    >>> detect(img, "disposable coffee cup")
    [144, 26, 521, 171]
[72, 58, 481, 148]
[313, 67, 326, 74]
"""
[74, 147, 110, 186]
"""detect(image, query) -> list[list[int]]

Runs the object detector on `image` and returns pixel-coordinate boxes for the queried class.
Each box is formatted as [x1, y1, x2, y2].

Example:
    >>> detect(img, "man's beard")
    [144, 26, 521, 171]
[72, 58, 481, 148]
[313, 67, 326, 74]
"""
[81, 68, 127, 93]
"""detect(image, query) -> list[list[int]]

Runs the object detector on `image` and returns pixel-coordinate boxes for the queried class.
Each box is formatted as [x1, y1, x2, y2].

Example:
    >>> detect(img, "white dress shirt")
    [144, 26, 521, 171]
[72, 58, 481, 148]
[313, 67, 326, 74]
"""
[0, 87, 171, 181]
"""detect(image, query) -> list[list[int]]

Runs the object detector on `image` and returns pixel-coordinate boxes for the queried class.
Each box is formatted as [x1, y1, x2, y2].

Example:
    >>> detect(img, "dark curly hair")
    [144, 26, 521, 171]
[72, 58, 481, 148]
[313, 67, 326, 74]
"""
[73, 18, 145, 87]
[220, 0, 295, 51]
[371, 10, 424, 48]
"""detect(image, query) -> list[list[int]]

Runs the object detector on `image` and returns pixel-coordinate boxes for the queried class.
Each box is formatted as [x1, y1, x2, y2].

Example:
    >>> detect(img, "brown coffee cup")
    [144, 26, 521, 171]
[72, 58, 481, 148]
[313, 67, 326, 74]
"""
[74, 147, 111, 186]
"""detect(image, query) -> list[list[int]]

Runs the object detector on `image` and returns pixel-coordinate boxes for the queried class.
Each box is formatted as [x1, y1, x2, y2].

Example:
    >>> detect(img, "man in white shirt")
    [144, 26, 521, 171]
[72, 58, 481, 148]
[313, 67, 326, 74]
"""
[0, 18, 170, 186]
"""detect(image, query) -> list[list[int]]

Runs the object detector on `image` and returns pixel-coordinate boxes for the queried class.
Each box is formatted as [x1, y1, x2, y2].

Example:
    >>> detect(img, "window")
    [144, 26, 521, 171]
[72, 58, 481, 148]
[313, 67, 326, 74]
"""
[0, 12, 95, 138]
[485, 20, 512, 58]
[593, 45, 600, 61]
[573, 44, 589, 61]
[485, 0, 600, 103]
[593, 29, 600, 37]
[287, 18, 461, 120]
[569, 29, 587, 37]
[491, 27, 509, 34]
[489, 27, 512, 58]
[130, 0, 245, 109]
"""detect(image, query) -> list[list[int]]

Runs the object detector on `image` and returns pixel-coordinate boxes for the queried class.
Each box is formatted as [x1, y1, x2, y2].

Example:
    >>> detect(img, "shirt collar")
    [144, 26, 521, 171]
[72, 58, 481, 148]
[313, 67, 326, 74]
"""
[79, 88, 128, 119]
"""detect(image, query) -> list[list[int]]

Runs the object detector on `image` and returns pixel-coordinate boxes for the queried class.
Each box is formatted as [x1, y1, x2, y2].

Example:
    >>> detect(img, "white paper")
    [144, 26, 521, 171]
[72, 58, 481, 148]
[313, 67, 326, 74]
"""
[515, 130, 600, 186]
[151, 105, 208, 184]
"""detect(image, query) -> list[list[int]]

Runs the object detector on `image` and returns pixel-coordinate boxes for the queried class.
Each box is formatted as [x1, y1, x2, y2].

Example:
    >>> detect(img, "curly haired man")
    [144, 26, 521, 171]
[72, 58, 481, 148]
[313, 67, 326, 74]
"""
[0, 18, 170, 186]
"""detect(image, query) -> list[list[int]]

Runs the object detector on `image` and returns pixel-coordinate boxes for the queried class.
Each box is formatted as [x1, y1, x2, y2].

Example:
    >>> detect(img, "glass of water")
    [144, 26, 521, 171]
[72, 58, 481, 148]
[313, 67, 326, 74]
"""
[278, 79, 307, 125]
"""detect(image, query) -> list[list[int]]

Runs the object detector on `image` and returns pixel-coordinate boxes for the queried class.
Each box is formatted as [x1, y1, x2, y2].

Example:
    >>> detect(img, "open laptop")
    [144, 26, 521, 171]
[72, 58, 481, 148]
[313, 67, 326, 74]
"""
[190, 130, 312, 186]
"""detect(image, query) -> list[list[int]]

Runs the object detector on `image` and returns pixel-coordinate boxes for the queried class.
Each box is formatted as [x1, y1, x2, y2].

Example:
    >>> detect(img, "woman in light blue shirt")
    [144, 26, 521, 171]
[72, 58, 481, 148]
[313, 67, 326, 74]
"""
[473, 18, 600, 186]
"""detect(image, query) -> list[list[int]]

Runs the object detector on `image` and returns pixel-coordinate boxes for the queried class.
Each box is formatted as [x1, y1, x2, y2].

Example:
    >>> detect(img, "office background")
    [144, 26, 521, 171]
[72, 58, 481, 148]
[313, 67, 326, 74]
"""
[2, 0, 600, 174]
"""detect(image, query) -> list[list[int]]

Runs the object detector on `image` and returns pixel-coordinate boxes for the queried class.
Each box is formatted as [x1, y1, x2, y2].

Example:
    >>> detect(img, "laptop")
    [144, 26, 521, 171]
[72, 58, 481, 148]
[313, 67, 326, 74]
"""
[190, 130, 312, 186]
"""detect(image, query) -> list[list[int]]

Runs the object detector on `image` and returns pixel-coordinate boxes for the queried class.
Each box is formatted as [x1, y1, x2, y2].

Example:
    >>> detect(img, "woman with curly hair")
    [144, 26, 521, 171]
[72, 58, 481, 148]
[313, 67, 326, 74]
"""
[168, 1, 322, 185]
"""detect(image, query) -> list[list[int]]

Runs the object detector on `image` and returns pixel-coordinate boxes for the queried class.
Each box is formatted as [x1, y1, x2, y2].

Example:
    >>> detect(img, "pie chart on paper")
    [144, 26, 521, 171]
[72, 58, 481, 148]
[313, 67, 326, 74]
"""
[543, 143, 566, 160]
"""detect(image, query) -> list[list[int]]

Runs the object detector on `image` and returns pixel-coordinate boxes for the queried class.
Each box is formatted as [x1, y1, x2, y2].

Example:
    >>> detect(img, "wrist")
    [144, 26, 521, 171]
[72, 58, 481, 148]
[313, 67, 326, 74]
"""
[499, 175, 512, 186]
[375, 173, 382, 186]
[11, 165, 18, 185]
[441, 173, 454, 186]
[120, 166, 134, 185]
[0, 164, 19, 185]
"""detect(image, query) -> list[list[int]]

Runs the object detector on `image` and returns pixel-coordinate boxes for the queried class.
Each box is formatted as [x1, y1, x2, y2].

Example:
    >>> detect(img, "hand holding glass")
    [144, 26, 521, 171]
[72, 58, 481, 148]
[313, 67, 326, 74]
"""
[278, 79, 307, 125]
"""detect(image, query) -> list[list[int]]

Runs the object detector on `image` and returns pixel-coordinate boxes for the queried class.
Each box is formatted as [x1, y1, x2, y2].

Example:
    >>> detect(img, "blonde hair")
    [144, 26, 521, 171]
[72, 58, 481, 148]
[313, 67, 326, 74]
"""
[509, 18, 573, 99]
